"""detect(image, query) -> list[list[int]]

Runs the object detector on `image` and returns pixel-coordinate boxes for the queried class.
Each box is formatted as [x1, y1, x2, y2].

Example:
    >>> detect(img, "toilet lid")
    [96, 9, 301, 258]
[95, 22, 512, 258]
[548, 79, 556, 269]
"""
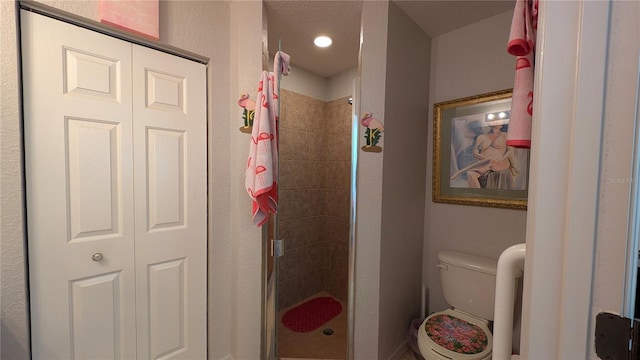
[420, 309, 492, 359]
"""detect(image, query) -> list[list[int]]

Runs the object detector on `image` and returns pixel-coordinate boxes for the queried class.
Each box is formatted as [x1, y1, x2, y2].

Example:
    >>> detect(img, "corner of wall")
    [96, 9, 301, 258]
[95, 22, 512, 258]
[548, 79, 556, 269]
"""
[228, 2, 266, 359]
[1, 1, 31, 358]
[354, 1, 390, 359]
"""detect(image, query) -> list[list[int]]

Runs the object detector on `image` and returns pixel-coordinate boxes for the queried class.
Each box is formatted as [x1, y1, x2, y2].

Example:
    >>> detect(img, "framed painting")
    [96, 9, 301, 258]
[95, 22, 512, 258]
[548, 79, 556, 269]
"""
[432, 89, 528, 210]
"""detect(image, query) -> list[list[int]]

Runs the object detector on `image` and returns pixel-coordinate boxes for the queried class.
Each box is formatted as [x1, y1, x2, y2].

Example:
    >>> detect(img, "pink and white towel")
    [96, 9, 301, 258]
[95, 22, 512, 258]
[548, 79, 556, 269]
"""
[245, 51, 290, 227]
[507, 0, 538, 148]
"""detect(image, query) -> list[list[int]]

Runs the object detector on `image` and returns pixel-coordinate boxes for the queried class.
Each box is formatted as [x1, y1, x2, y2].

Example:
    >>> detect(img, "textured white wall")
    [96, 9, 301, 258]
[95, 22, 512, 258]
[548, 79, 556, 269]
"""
[424, 10, 527, 314]
[327, 67, 358, 101]
[1, 1, 30, 358]
[281, 65, 357, 102]
[377, 2, 430, 358]
[280, 64, 328, 101]
[228, 2, 264, 359]
[354, 1, 388, 359]
[1, 1, 263, 359]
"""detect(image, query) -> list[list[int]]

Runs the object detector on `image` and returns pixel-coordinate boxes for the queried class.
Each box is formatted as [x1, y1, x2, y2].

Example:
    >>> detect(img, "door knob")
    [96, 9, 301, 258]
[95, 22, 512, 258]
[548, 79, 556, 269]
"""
[92, 253, 104, 262]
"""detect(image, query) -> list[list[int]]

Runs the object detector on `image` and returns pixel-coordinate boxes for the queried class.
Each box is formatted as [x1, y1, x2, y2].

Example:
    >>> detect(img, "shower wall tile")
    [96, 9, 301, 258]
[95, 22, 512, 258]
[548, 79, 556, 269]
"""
[279, 97, 288, 126]
[325, 105, 338, 135]
[308, 134, 331, 162]
[283, 91, 326, 133]
[303, 100, 327, 134]
[297, 218, 316, 246]
[329, 217, 350, 245]
[278, 189, 293, 221]
[331, 161, 351, 190]
[307, 161, 330, 190]
[330, 243, 349, 273]
[331, 133, 352, 161]
[278, 257, 287, 283]
[308, 242, 331, 270]
[331, 190, 351, 218]
[279, 189, 311, 220]
[279, 274, 307, 309]
[281, 160, 310, 191]
[286, 104, 307, 131]
[287, 161, 308, 190]
[324, 266, 348, 303]
[305, 269, 324, 299]
[280, 129, 310, 161]
[280, 218, 309, 250]
[282, 246, 306, 279]
[308, 189, 331, 217]
[308, 216, 330, 245]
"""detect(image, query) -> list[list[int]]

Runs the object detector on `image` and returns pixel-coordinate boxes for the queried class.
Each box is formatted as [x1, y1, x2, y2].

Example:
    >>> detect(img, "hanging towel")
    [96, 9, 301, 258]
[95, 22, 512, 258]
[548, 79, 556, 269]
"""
[246, 71, 278, 227]
[245, 51, 290, 227]
[506, 0, 538, 149]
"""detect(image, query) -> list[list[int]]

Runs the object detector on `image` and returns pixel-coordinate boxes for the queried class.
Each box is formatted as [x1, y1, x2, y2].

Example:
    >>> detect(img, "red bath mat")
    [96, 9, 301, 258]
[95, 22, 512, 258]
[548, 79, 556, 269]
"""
[282, 296, 342, 333]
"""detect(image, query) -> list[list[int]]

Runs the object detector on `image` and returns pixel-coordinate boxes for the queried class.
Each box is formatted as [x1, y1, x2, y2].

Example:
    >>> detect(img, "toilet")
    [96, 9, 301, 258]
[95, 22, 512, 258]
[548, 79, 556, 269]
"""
[418, 251, 498, 360]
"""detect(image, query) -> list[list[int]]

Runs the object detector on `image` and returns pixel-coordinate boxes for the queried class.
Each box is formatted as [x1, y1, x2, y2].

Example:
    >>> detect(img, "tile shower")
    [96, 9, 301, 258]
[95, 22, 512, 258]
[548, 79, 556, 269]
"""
[278, 89, 352, 310]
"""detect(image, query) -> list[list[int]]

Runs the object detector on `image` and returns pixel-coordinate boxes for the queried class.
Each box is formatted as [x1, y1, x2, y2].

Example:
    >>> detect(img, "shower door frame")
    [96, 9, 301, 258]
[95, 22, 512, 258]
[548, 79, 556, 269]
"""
[264, 82, 362, 360]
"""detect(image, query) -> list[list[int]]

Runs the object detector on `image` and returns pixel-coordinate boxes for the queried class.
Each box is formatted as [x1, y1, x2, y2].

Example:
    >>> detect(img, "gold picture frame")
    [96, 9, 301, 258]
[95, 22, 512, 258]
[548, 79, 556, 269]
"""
[433, 89, 528, 210]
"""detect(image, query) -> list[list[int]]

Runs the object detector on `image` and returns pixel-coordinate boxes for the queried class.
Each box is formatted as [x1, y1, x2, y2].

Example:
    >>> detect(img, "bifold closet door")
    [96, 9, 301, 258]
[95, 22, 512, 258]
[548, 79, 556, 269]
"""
[22, 10, 207, 359]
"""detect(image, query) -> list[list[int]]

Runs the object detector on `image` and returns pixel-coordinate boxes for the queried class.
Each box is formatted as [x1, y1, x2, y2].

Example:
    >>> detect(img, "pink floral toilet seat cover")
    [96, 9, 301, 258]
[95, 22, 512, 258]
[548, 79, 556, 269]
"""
[424, 313, 488, 355]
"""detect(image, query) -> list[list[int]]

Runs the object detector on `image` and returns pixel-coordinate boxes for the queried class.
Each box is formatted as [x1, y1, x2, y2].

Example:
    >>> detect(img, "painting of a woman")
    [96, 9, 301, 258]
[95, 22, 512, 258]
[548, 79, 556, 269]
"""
[449, 115, 527, 190]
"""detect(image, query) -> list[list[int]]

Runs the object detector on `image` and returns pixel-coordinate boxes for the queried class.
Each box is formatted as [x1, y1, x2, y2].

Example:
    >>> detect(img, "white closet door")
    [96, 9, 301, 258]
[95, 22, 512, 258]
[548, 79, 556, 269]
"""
[132, 44, 207, 359]
[22, 10, 137, 359]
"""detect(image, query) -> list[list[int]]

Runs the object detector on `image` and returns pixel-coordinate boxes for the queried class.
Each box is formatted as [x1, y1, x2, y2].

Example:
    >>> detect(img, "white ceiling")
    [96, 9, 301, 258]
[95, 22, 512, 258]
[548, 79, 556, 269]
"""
[265, 0, 515, 78]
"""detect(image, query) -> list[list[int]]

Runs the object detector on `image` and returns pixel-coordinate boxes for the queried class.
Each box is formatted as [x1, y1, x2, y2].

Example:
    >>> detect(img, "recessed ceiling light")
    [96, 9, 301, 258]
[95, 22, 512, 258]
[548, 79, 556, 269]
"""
[314, 36, 332, 48]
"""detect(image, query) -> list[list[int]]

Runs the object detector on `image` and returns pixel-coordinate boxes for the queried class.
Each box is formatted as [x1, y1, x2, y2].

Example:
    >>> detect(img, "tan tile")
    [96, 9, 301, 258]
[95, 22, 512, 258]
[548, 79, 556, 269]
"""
[283, 246, 307, 280]
[292, 190, 311, 219]
[279, 219, 303, 251]
[309, 134, 331, 162]
[329, 217, 350, 245]
[307, 190, 330, 217]
[280, 129, 309, 160]
[333, 132, 352, 161]
[308, 216, 330, 245]
[307, 161, 330, 190]
[330, 244, 348, 274]
[330, 161, 351, 190]
[331, 190, 351, 218]
[305, 269, 324, 299]
[278, 189, 293, 221]
[290, 161, 309, 190]
[278, 275, 307, 310]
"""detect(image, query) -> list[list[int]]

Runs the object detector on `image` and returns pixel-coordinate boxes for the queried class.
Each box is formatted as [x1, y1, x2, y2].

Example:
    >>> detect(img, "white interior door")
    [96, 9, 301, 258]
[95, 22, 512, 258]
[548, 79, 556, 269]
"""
[132, 44, 207, 359]
[22, 10, 207, 359]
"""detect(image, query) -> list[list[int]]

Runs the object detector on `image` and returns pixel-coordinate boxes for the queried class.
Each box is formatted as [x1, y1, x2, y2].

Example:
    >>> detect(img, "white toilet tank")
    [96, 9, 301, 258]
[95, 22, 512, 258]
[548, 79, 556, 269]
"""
[438, 251, 498, 321]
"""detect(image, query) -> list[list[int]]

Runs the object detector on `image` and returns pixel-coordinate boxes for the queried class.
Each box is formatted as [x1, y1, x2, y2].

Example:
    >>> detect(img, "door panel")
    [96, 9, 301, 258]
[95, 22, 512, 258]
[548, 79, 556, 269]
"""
[67, 118, 122, 240]
[132, 44, 207, 359]
[70, 272, 123, 359]
[147, 128, 185, 230]
[148, 258, 186, 358]
[22, 10, 136, 359]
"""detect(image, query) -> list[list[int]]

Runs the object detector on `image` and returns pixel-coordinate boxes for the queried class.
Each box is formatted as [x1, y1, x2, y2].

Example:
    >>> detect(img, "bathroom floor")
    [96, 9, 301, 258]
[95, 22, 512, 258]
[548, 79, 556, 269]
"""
[278, 292, 347, 359]
[277, 291, 420, 360]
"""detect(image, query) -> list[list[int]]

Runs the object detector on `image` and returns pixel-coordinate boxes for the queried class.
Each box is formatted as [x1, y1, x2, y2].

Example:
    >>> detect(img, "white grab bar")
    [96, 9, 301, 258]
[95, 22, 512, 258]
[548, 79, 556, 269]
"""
[493, 243, 526, 360]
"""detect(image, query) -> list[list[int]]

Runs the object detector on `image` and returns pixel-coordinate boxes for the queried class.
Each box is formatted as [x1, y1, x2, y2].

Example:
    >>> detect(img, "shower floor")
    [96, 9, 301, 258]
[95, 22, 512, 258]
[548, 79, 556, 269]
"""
[277, 291, 420, 360]
[278, 292, 347, 359]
